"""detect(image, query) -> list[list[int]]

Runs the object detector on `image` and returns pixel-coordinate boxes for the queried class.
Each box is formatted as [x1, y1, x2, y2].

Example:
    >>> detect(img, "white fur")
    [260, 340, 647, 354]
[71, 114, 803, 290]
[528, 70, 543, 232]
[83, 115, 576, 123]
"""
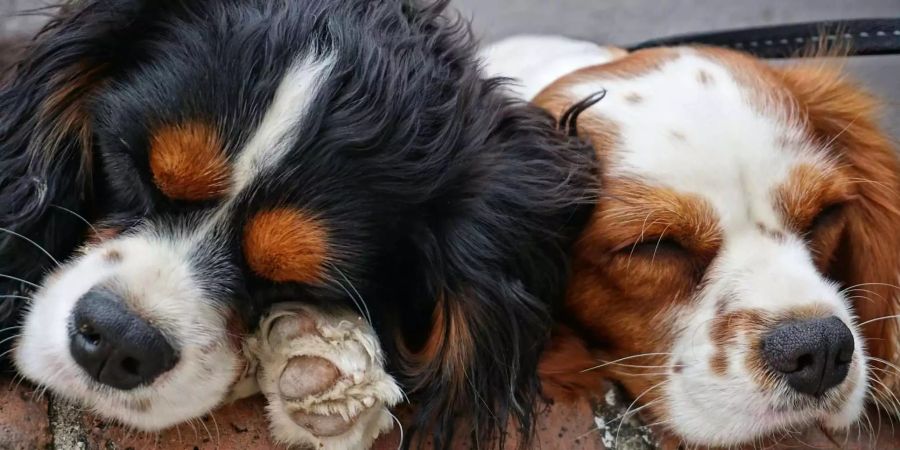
[15, 237, 241, 429]
[14, 52, 338, 431]
[478, 34, 625, 100]
[483, 35, 869, 445]
[248, 303, 403, 449]
[232, 53, 336, 191]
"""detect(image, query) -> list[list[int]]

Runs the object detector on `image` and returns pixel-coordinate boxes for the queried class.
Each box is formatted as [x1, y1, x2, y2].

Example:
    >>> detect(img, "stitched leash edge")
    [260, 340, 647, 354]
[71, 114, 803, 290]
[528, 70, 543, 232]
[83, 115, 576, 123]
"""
[627, 18, 900, 59]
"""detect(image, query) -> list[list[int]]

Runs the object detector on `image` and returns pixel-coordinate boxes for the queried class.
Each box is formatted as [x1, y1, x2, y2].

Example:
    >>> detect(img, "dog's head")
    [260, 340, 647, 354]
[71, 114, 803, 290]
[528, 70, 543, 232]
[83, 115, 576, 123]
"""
[535, 46, 900, 445]
[0, 1, 595, 444]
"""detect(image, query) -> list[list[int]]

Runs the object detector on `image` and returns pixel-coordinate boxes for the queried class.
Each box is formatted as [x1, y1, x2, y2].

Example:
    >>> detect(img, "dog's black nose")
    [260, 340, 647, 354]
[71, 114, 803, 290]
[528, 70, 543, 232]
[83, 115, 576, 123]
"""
[762, 316, 854, 396]
[69, 289, 178, 390]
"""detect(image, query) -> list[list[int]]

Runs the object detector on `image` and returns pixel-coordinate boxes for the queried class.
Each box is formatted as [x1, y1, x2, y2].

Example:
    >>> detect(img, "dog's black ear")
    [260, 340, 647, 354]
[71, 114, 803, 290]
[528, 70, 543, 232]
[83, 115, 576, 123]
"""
[0, 0, 162, 347]
[398, 100, 597, 448]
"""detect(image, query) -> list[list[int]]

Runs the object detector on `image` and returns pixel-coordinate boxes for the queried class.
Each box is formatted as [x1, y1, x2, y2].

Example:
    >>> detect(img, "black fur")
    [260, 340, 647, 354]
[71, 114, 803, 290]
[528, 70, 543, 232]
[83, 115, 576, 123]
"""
[0, 1, 596, 448]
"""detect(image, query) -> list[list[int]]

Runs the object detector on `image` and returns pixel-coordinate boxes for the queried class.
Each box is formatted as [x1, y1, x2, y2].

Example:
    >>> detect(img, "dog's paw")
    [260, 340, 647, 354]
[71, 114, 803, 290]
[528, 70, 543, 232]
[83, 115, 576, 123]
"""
[248, 303, 403, 449]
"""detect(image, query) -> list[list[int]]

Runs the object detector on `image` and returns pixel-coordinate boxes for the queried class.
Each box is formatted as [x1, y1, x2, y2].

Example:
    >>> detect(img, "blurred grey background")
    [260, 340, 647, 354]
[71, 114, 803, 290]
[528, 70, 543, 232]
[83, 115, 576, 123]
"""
[2, 0, 898, 137]
[452, 0, 899, 139]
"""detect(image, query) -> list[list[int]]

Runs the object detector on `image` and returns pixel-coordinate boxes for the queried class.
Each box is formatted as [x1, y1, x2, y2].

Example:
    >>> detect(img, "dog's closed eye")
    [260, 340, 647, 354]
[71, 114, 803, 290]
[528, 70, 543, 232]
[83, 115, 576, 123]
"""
[806, 202, 847, 235]
[616, 237, 688, 259]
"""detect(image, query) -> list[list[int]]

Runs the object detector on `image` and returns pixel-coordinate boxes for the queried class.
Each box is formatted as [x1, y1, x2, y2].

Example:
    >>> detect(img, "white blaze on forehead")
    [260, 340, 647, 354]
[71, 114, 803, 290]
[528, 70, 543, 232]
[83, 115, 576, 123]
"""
[567, 49, 829, 234]
[232, 52, 336, 192]
[190, 52, 336, 242]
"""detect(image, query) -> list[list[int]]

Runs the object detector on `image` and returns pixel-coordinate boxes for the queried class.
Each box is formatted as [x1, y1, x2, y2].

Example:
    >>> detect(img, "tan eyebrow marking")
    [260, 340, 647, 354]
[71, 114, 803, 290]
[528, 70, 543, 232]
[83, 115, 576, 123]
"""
[149, 122, 231, 201]
[244, 209, 329, 284]
[773, 164, 854, 232]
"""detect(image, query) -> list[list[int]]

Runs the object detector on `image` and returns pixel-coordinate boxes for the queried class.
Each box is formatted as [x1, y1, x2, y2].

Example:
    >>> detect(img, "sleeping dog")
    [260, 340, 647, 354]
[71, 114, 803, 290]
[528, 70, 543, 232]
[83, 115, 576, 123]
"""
[0, 3, 595, 449]
[484, 35, 900, 446]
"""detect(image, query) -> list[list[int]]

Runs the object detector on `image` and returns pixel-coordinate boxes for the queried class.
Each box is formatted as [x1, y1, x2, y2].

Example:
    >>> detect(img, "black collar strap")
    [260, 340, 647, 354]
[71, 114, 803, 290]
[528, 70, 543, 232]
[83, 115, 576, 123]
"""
[627, 18, 900, 59]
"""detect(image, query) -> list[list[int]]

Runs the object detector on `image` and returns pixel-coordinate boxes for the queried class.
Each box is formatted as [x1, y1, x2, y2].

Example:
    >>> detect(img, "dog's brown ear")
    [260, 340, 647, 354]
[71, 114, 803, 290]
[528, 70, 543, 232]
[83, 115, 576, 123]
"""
[538, 326, 603, 402]
[778, 64, 900, 388]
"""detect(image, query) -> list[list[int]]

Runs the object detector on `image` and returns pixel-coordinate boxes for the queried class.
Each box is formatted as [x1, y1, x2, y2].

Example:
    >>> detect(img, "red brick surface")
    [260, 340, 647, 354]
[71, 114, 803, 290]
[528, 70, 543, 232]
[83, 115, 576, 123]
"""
[0, 381, 51, 450]
[82, 395, 276, 450]
[2, 374, 899, 449]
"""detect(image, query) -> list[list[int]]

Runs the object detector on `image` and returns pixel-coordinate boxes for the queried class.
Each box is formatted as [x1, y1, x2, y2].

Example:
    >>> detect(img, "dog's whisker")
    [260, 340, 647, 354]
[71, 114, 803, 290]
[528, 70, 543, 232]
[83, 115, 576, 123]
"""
[0, 333, 23, 347]
[869, 374, 900, 417]
[840, 282, 900, 295]
[0, 274, 40, 289]
[186, 417, 200, 441]
[12, 372, 27, 393]
[387, 410, 405, 450]
[609, 370, 673, 378]
[0, 345, 21, 361]
[51, 205, 102, 241]
[868, 357, 900, 376]
[0, 227, 60, 267]
[612, 397, 663, 424]
[199, 414, 214, 445]
[615, 379, 668, 446]
[858, 314, 900, 327]
[208, 411, 222, 447]
[581, 352, 673, 372]
[600, 362, 681, 369]
[327, 263, 373, 325]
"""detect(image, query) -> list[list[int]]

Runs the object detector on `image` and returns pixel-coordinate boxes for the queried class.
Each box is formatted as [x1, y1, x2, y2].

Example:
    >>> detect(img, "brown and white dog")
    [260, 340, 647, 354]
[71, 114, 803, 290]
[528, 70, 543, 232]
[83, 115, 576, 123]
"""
[482, 35, 900, 446]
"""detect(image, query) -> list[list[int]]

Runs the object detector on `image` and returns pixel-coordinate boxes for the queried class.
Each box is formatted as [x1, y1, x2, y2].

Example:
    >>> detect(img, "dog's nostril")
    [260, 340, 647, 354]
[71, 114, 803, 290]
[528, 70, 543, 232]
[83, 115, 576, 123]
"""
[120, 357, 141, 376]
[78, 323, 102, 346]
[69, 288, 179, 390]
[762, 315, 854, 396]
[793, 353, 814, 373]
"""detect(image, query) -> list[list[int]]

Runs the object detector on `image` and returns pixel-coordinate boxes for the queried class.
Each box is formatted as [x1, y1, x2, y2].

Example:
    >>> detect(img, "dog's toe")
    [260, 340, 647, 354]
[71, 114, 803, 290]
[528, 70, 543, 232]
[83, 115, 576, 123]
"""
[280, 355, 340, 400]
[267, 311, 317, 348]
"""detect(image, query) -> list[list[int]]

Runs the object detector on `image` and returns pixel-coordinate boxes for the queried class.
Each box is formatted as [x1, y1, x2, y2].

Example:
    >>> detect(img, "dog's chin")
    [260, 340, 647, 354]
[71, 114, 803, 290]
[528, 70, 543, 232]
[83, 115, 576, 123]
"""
[13, 244, 245, 431]
[663, 359, 868, 447]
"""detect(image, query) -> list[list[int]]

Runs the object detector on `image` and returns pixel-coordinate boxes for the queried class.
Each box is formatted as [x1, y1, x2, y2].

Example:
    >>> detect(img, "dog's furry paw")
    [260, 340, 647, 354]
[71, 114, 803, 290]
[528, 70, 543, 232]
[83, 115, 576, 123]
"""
[247, 303, 403, 449]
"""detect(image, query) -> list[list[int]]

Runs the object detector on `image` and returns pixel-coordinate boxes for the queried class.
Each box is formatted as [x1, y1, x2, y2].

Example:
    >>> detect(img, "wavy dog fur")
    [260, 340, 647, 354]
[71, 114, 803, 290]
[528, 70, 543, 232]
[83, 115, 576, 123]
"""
[0, 1, 596, 448]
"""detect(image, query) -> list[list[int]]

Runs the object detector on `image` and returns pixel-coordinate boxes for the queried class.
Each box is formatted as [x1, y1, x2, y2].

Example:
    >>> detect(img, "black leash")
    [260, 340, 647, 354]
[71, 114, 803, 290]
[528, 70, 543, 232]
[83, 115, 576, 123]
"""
[627, 18, 900, 59]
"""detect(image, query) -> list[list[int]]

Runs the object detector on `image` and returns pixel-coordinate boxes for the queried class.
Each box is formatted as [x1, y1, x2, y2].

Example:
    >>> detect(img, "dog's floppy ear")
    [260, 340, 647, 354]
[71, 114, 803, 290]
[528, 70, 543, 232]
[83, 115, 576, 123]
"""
[778, 65, 900, 389]
[397, 100, 596, 448]
[0, 0, 162, 340]
[0, 1, 162, 279]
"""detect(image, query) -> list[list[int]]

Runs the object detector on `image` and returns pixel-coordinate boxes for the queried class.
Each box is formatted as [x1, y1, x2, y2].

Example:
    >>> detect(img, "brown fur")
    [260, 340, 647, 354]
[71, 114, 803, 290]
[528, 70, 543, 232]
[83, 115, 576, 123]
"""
[774, 164, 856, 232]
[149, 122, 231, 201]
[399, 296, 473, 387]
[536, 46, 900, 432]
[33, 62, 108, 181]
[776, 63, 900, 390]
[538, 327, 602, 402]
[85, 226, 121, 245]
[774, 164, 856, 270]
[396, 296, 477, 445]
[243, 209, 329, 284]
[543, 178, 721, 420]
